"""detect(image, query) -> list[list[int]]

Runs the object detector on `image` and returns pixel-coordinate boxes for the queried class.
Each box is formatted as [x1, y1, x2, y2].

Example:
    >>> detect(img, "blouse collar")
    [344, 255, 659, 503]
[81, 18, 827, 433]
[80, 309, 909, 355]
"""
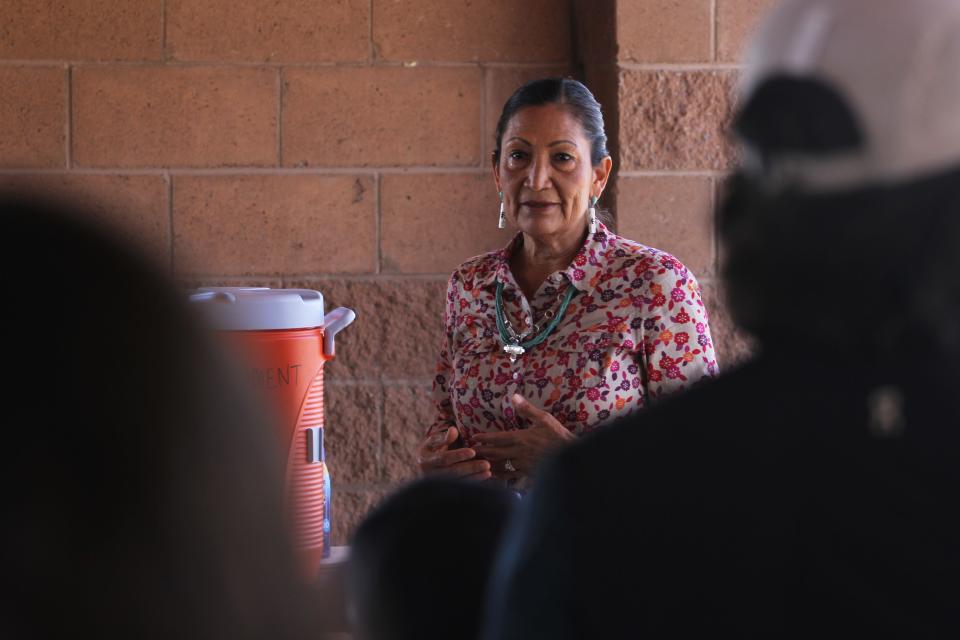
[485, 221, 613, 294]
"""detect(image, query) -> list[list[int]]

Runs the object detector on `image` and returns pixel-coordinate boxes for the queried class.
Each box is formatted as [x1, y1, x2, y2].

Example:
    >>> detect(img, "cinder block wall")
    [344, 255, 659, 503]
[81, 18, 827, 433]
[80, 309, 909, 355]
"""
[0, 0, 773, 539]
[611, 0, 775, 365]
[0, 0, 572, 540]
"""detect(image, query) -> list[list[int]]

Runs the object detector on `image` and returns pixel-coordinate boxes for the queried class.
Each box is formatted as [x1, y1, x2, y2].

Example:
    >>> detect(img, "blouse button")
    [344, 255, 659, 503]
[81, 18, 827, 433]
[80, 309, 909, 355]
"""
[512, 372, 520, 380]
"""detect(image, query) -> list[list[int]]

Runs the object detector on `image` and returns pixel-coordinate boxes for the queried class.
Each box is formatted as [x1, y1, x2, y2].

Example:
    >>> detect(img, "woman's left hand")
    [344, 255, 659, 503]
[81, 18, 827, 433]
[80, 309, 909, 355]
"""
[471, 393, 576, 480]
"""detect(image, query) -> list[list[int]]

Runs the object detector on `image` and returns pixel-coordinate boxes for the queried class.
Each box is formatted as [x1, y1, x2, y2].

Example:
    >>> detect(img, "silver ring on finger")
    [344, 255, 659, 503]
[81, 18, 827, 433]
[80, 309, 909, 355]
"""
[504, 459, 517, 473]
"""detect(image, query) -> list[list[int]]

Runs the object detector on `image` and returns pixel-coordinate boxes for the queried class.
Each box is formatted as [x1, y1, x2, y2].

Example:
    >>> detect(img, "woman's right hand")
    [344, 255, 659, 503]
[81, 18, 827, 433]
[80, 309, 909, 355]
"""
[416, 426, 492, 480]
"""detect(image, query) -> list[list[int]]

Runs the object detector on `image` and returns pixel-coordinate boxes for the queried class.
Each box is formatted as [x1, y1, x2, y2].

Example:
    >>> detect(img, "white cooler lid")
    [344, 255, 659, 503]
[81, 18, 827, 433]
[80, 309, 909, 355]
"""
[188, 287, 326, 331]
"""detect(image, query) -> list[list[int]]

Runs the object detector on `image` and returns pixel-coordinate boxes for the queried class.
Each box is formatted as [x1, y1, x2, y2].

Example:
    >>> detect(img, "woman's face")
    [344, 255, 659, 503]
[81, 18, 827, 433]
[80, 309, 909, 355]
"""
[494, 103, 611, 244]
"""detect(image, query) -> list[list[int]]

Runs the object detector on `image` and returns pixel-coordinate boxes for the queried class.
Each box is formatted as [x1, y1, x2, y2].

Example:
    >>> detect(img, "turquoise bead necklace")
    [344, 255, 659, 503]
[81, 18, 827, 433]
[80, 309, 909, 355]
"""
[495, 280, 578, 362]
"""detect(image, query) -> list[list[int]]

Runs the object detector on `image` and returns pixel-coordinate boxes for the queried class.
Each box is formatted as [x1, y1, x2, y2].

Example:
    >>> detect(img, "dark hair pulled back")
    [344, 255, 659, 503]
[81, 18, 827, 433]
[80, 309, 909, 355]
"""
[719, 167, 960, 360]
[493, 77, 609, 167]
[721, 73, 960, 360]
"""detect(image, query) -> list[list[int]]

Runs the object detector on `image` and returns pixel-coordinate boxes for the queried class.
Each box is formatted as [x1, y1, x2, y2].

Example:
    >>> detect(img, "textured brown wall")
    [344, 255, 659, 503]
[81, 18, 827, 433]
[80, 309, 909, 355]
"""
[0, 0, 774, 540]
[0, 0, 572, 542]
[613, 0, 775, 367]
[571, 0, 773, 369]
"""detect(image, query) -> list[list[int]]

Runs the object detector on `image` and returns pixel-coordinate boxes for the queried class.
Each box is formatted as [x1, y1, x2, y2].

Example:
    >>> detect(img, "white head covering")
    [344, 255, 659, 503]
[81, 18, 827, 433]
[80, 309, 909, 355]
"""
[739, 0, 960, 192]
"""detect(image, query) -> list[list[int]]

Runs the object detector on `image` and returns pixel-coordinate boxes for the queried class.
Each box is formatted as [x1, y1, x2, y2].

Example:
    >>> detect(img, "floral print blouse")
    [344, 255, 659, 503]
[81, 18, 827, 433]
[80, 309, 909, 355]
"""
[428, 222, 718, 444]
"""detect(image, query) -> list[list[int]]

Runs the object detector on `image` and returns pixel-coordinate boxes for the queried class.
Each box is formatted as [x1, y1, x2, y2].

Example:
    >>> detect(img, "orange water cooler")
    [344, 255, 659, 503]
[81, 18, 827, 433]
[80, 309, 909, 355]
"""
[189, 287, 355, 580]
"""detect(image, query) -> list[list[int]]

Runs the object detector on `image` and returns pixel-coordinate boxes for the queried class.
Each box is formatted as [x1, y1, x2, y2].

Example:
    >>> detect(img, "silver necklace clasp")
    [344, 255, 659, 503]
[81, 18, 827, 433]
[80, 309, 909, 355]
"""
[502, 343, 525, 362]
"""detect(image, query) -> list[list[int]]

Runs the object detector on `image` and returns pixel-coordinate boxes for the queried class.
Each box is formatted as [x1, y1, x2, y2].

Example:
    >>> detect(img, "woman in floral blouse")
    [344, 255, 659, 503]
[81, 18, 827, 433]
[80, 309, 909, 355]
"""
[417, 78, 718, 483]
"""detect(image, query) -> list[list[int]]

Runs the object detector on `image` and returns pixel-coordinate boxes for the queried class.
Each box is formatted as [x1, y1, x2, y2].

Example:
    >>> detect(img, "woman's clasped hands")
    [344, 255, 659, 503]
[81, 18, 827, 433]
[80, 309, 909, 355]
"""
[418, 393, 575, 481]
[472, 393, 575, 480]
[416, 426, 493, 480]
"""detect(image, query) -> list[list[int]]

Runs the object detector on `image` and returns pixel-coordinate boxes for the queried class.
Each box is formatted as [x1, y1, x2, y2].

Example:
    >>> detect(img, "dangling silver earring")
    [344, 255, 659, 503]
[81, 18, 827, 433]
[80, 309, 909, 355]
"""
[498, 191, 506, 229]
[588, 195, 599, 234]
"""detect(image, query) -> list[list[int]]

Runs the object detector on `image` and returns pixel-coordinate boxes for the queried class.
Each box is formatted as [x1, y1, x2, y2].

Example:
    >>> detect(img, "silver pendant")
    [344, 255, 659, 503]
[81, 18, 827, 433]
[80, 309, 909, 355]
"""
[503, 343, 525, 362]
[867, 385, 906, 438]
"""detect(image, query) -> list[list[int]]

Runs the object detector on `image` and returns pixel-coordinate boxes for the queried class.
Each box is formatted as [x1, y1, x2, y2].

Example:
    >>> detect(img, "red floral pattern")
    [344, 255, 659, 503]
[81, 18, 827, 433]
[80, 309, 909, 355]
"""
[429, 222, 718, 442]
